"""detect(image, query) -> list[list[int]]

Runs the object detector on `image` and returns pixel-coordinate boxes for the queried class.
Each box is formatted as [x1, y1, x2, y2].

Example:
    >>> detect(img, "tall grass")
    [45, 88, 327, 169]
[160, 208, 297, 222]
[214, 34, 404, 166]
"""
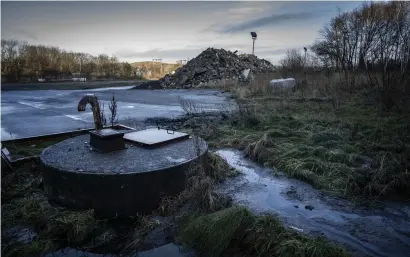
[179, 206, 349, 257]
[208, 71, 410, 202]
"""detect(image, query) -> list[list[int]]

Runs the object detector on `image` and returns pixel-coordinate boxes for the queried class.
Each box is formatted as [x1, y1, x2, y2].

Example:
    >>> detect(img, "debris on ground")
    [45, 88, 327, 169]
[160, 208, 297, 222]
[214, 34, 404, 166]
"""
[140, 48, 273, 89]
[268, 78, 296, 90]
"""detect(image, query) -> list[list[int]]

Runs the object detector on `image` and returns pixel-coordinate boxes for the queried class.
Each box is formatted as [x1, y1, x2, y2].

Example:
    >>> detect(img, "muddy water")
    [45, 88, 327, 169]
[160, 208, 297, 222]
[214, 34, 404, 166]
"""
[215, 149, 410, 257]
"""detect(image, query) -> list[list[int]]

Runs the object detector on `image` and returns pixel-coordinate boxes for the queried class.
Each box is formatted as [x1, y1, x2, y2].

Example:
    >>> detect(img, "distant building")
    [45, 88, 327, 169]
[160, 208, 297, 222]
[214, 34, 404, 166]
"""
[72, 73, 87, 82]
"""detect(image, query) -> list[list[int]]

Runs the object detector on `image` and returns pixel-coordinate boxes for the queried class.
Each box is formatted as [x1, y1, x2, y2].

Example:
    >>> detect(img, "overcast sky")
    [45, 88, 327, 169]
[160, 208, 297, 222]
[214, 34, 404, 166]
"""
[1, 1, 364, 64]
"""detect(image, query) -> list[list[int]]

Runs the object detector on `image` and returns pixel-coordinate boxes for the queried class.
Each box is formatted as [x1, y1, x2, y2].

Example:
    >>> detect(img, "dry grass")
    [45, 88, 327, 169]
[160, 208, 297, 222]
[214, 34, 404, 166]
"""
[157, 152, 235, 216]
[204, 71, 410, 203]
[0, 162, 155, 257]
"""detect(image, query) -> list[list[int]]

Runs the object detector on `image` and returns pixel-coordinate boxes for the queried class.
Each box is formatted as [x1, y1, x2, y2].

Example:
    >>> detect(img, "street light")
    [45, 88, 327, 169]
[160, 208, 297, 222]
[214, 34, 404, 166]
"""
[250, 32, 257, 55]
[153, 58, 163, 74]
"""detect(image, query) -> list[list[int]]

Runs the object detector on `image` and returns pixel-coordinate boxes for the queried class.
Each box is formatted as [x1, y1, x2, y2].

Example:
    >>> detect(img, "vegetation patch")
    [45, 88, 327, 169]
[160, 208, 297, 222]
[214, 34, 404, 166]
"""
[1, 162, 154, 257]
[157, 152, 236, 216]
[178, 206, 350, 257]
[3, 137, 69, 159]
[210, 78, 410, 202]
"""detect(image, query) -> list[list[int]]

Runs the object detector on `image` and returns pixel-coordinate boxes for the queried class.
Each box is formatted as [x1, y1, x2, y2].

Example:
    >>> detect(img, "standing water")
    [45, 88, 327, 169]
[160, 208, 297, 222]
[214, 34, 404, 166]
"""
[216, 149, 410, 257]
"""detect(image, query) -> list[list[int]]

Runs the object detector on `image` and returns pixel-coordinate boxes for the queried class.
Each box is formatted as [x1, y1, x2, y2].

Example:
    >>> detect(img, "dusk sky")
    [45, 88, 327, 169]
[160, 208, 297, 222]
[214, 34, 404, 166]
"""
[1, 1, 364, 64]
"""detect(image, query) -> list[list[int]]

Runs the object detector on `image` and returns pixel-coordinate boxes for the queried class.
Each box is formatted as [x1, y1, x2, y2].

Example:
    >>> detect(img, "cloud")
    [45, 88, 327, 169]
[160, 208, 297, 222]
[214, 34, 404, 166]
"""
[213, 11, 317, 34]
[114, 43, 255, 61]
[1, 28, 38, 41]
[15, 29, 38, 41]
[114, 48, 206, 61]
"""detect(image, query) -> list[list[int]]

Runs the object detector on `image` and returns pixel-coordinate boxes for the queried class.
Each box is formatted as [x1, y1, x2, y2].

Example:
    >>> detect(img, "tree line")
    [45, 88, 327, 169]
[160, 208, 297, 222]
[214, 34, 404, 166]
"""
[280, 1, 410, 72]
[311, 1, 409, 73]
[1, 39, 142, 82]
[279, 1, 410, 110]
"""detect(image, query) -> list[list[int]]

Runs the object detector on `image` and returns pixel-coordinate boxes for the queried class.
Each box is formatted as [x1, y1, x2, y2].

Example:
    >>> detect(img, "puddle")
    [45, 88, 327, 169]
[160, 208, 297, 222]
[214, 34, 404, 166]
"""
[46, 243, 194, 257]
[4, 226, 37, 244]
[216, 149, 410, 257]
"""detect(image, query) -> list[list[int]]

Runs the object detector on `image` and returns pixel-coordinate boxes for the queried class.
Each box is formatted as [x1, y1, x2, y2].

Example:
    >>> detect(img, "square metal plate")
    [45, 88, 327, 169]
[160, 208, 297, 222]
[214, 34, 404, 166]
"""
[123, 128, 189, 146]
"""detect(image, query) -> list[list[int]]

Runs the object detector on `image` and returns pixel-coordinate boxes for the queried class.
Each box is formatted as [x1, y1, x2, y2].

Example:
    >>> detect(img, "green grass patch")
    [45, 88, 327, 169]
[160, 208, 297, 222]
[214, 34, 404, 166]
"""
[3, 137, 69, 158]
[178, 206, 349, 257]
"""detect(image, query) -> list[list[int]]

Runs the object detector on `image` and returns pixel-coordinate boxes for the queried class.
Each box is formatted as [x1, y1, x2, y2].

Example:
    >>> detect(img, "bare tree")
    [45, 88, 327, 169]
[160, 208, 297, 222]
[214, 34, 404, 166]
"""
[310, 1, 410, 108]
[108, 93, 118, 126]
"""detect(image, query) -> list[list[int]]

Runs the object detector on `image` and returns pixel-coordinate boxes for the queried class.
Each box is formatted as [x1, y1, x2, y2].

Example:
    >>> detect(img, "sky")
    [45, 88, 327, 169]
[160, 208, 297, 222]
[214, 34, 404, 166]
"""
[1, 1, 364, 64]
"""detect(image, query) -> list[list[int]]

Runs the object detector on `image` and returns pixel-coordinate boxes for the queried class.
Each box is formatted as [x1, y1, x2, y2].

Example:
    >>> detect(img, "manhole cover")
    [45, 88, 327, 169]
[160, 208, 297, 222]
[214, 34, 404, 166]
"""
[123, 128, 189, 147]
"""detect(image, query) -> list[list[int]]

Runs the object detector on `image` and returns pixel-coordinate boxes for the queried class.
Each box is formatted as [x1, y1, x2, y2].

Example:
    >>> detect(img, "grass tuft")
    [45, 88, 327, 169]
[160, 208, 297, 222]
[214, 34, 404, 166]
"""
[157, 152, 235, 216]
[178, 206, 350, 257]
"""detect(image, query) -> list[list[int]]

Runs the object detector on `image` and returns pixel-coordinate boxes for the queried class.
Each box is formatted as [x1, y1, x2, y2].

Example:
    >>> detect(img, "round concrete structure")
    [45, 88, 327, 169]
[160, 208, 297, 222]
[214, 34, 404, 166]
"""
[40, 134, 208, 217]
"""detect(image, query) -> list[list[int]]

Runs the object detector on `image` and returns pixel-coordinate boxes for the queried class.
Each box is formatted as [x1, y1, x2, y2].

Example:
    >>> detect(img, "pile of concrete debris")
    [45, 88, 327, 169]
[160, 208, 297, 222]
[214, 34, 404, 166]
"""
[158, 48, 274, 88]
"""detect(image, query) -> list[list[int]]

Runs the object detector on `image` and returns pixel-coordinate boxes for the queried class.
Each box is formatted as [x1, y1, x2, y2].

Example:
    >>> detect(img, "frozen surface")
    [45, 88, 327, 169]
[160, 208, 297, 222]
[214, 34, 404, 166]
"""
[1, 87, 234, 139]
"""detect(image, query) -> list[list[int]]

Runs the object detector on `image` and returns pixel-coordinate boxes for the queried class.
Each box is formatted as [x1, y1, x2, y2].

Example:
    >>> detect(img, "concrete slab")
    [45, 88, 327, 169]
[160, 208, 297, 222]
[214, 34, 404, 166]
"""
[124, 128, 189, 146]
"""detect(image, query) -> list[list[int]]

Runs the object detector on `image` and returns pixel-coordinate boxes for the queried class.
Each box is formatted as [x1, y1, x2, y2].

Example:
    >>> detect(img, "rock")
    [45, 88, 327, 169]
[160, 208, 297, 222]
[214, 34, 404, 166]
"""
[157, 48, 274, 88]
[195, 67, 207, 75]
[305, 205, 314, 211]
[269, 78, 296, 90]
[177, 75, 189, 87]
[241, 69, 251, 80]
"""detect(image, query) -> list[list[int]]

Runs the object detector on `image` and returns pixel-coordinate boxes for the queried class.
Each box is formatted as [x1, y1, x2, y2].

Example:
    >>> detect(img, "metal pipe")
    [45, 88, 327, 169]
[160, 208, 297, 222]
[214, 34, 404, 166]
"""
[78, 94, 103, 130]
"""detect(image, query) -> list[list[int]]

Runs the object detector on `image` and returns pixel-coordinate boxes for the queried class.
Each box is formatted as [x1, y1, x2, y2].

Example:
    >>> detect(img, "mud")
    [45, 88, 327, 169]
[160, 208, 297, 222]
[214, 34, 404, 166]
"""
[215, 149, 410, 257]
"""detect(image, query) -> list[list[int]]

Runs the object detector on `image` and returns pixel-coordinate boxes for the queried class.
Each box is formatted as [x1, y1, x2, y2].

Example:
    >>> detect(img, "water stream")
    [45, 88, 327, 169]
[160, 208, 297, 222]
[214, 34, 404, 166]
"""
[215, 149, 410, 257]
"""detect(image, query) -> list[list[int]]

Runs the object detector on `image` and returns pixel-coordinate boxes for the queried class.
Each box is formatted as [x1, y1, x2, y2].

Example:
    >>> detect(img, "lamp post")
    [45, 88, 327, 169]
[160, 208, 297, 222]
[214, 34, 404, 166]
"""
[153, 58, 163, 74]
[250, 32, 257, 55]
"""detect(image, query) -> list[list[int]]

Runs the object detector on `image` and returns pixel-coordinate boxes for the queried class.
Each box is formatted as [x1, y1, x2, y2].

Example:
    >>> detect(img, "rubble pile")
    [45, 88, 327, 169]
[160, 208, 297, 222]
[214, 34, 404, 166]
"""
[158, 48, 274, 88]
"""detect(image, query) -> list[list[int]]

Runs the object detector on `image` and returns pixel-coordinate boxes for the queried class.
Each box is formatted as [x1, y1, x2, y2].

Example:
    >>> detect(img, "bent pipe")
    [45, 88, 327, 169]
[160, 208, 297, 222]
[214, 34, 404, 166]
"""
[78, 94, 103, 130]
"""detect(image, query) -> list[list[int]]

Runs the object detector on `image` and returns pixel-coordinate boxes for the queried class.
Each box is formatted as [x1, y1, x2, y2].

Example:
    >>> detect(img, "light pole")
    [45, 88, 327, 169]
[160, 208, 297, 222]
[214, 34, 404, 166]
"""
[250, 32, 257, 55]
[153, 58, 163, 74]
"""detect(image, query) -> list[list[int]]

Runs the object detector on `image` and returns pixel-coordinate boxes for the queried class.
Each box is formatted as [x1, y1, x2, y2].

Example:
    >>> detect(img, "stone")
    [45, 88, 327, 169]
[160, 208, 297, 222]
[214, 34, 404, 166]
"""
[178, 75, 189, 86]
[195, 67, 207, 75]
[241, 69, 251, 80]
[305, 205, 314, 211]
[269, 78, 296, 90]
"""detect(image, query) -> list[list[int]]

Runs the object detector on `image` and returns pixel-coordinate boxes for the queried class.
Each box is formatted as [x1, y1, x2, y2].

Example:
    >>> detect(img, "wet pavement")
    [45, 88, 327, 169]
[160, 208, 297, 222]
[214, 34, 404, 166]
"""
[216, 149, 410, 257]
[1, 86, 234, 140]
